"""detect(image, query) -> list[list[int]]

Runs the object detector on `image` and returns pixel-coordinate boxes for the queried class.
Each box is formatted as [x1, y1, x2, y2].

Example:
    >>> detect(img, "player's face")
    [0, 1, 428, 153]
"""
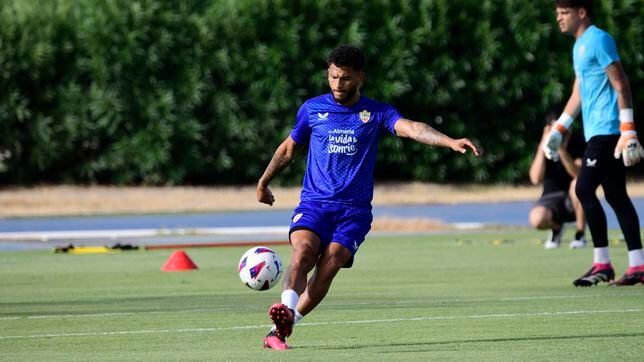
[327, 63, 364, 105]
[556, 6, 582, 35]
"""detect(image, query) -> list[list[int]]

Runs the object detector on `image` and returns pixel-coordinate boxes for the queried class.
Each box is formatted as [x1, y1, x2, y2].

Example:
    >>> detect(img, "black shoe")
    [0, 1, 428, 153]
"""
[573, 263, 615, 287]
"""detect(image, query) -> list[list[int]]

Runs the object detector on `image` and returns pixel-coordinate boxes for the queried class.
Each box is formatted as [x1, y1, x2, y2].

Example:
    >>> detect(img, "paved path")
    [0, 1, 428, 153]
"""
[1, 199, 642, 251]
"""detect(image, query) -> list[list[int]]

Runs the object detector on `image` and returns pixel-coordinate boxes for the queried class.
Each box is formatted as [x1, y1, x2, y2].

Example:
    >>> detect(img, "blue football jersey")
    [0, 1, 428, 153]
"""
[290, 94, 402, 207]
[573, 25, 621, 141]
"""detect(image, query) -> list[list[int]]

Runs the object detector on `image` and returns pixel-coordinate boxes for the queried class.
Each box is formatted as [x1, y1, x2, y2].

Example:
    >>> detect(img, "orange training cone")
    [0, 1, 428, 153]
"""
[161, 251, 198, 271]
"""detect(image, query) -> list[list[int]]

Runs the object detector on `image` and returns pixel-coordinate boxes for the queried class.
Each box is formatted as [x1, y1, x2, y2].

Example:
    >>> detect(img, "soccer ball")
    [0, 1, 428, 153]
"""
[238, 246, 283, 291]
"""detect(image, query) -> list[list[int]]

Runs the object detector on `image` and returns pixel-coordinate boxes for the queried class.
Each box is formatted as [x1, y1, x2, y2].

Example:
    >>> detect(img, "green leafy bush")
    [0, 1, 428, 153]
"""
[0, 0, 642, 185]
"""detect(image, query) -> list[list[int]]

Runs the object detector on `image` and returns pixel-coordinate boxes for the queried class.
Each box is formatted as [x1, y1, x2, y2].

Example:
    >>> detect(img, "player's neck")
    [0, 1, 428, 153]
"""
[336, 91, 361, 107]
[573, 21, 591, 39]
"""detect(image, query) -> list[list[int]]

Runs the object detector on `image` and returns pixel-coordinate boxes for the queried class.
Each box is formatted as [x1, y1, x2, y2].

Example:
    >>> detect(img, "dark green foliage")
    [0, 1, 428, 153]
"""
[0, 0, 642, 185]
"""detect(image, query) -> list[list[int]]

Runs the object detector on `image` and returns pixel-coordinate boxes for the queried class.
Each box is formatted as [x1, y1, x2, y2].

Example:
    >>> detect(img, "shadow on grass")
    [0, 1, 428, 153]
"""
[299, 332, 644, 351]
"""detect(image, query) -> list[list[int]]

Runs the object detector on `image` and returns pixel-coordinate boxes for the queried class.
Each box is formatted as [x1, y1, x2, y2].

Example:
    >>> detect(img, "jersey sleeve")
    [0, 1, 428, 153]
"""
[595, 33, 620, 69]
[290, 101, 312, 145]
[381, 104, 403, 135]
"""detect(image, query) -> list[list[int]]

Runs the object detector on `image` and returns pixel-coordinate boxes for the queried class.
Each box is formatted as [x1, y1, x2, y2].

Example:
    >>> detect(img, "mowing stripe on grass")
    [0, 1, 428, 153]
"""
[2, 292, 644, 321]
[0, 308, 233, 321]
[0, 308, 640, 340]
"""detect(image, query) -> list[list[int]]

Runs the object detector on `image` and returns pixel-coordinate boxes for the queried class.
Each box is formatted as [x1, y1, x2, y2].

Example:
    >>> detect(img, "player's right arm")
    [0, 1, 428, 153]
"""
[529, 124, 551, 185]
[257, 136, 304, 206]
[562, 78, 582, 119]
[543, 78, 581, 161]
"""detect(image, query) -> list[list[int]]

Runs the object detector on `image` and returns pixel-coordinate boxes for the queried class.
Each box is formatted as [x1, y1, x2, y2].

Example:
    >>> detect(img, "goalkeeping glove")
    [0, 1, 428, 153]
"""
[542, 113, 574, 162]
[613, 109, 644, 167]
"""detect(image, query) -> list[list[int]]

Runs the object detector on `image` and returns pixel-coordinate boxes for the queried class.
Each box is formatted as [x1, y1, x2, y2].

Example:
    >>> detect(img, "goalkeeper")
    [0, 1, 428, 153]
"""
[545, 0, 644, 286]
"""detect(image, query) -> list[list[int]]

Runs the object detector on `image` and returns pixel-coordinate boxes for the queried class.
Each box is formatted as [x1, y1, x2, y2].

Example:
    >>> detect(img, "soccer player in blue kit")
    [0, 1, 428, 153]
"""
[256, 45, 481, 350]
[544, 0, 644, 286]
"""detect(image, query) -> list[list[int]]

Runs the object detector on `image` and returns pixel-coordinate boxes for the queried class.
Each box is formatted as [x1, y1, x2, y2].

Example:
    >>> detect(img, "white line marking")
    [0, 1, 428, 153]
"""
[0, 226, 289, 242]
[327, 292, 644, 306]
[0, 307, 234, 321]
[0, 308, 640, 340]
[3, 292, 643, 321]
[452, 222, 487, 229]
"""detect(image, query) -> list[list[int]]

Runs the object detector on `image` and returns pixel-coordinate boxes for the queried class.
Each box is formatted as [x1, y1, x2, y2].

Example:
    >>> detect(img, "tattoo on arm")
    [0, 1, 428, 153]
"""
[259, 140, 301, 187]
[263, 151, 291, 182]
[409, 122, 451, 147]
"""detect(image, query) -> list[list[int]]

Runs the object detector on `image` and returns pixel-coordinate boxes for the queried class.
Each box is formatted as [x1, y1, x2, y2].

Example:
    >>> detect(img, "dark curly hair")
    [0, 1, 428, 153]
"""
[326, 45, 365, 71]
[556, 0, 593, 19]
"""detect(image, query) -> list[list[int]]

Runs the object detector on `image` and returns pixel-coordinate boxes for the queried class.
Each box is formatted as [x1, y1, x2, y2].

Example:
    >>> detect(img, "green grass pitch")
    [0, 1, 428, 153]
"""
[1, 229, 643, 360]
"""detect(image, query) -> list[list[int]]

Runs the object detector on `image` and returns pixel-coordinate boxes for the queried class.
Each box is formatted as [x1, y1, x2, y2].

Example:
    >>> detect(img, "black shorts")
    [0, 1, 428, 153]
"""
[534, 191, 575, 223]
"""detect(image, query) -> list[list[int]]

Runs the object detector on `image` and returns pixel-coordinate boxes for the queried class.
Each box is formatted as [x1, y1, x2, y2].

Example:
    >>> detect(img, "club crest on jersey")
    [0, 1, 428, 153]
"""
[359, 109, 371, 123]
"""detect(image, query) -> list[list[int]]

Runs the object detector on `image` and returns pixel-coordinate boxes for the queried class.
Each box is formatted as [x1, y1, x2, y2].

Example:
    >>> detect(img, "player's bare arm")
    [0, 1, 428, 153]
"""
[606, 61, 644, 166]
[394, 118, 481, 156]
[529, 124, 551, 185]
[605, 61, 633, 109]
[257, 136, 304, 206]
[562, 78, 582, 118]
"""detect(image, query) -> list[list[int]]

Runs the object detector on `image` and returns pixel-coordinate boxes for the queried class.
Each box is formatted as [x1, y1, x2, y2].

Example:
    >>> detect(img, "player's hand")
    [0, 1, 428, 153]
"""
[614, 134, 644, 167]
[450, 138, 482, 156]
[256, 184, 275, 206]
[542, 129, 563, 162]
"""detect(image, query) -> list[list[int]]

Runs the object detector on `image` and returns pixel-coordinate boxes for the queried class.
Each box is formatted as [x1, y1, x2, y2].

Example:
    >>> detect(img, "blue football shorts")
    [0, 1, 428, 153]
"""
[288, 201, 373, 268]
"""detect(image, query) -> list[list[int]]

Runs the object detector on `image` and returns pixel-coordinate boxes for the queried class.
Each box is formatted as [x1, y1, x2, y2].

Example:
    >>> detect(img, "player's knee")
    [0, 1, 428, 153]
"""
[529, 208, 548, 229]
[603, 186, 628, 207]
[291, 242, 318, 268]
[327, 253, 348, 270]
[326, 249, 351, 270]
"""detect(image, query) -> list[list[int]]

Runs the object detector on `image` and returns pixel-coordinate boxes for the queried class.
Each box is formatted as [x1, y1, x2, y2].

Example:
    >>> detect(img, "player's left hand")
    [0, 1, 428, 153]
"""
[450, 138, 482, 156]
[614, 134, 644, 167]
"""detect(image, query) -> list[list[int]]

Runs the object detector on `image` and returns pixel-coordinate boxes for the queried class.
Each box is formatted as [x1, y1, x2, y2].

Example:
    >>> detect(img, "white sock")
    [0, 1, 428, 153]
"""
[593, 247, 610, 264]
[627, 249, 644, 267]
[294, 310, 304, 325]
[281, 289, 299, 310]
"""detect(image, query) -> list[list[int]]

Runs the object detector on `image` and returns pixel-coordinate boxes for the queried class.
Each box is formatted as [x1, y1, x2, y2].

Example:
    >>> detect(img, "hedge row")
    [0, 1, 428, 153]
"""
[0, 0, 642, 185]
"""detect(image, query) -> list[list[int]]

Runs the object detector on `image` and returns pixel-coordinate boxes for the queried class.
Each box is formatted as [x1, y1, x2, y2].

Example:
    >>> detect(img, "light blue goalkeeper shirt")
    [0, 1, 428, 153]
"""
[573, 25, 621, 141]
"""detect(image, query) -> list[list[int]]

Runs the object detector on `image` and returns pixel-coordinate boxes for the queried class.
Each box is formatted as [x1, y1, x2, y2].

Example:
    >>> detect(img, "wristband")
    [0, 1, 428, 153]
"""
[554, 113, 574, 133]
[619, 108, 636, 135]
[619, 108, 634, 123]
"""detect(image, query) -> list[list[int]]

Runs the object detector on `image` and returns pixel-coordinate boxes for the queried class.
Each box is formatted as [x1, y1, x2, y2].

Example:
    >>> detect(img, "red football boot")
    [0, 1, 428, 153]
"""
[269, 303, 294, 339]
[263, 330, 290, 350]
[610, 265, 644, 286]
[573, 263, 615, 287]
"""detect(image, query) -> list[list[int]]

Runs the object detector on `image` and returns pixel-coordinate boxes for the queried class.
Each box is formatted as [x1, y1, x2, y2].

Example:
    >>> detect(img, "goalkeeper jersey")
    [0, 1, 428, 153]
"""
[573, 25, 621, 141]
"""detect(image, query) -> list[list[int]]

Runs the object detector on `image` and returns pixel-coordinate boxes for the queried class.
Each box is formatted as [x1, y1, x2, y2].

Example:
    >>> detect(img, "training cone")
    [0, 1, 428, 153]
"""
[161, 251, 198, 271]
